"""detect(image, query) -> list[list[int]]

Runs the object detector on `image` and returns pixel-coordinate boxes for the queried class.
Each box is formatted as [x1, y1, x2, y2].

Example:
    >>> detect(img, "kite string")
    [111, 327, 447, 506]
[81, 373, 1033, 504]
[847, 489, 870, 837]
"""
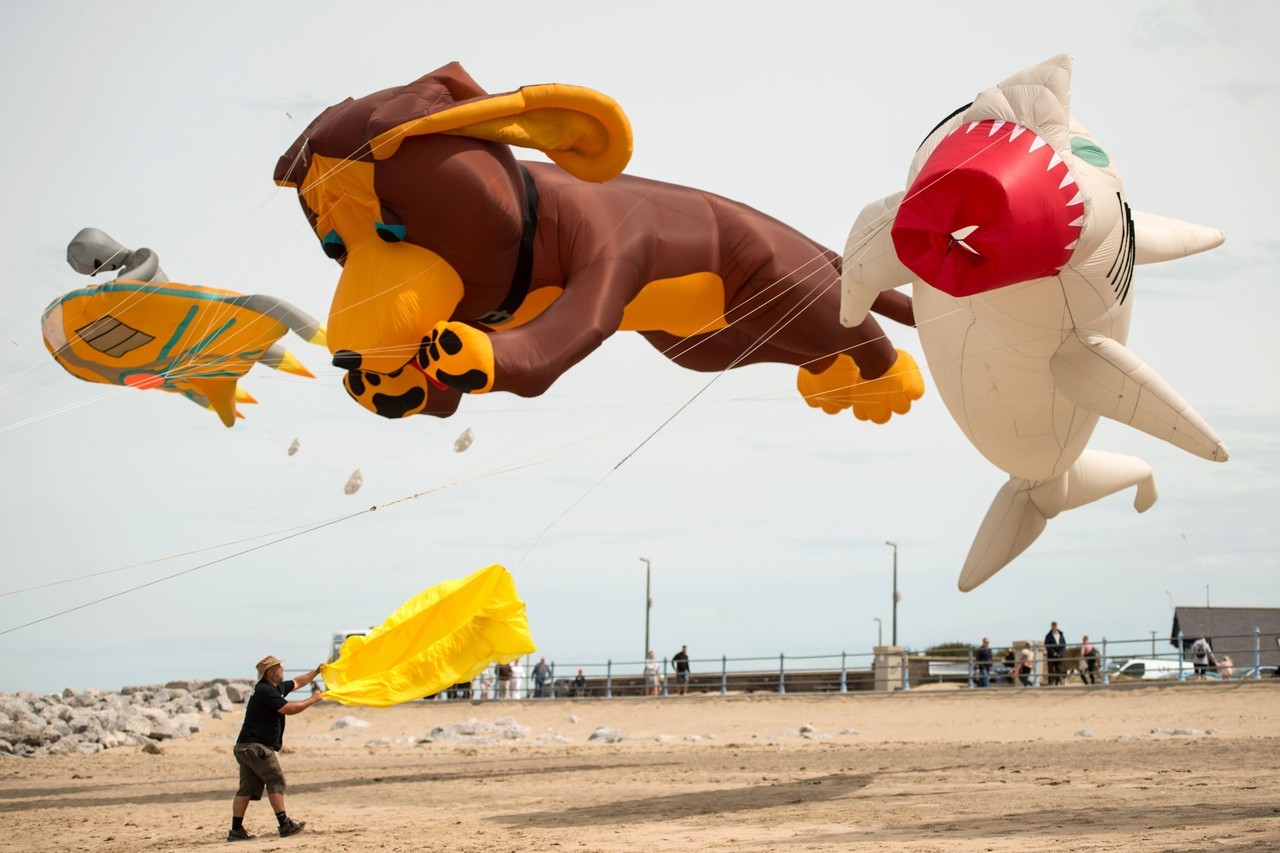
[0, 508, 372, 637]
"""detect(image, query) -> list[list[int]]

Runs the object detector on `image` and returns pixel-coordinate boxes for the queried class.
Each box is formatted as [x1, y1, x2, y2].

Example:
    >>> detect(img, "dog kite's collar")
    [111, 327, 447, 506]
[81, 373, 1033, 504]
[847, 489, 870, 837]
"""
[474, 166, 539, 327]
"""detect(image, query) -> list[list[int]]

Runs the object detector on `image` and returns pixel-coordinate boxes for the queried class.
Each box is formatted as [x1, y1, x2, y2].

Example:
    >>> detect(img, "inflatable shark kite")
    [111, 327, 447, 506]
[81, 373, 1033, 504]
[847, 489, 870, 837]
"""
[840, 54, 1228, 591]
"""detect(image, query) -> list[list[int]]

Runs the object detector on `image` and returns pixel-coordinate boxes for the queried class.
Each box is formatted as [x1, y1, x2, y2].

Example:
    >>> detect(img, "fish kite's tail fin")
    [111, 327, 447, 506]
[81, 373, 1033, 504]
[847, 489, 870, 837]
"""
[958, 450, 1158, 592]
[262, 343, 315, 378]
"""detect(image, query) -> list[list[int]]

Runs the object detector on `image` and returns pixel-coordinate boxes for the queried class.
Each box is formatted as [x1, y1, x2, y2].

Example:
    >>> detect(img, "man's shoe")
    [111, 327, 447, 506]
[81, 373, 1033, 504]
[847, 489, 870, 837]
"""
[226, 827, 254, 841]
[278, 818, 306, 838]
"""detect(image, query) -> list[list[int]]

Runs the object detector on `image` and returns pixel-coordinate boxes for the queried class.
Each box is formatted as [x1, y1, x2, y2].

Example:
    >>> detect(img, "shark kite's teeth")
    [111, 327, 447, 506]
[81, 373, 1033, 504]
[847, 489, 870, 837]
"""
[1067, 192, 1084, 206]
[1009, 125, 1027, 141]
[967, 122, 982, 134]
[1029, 136, 1047, 153]
[1064, 240, 1078, 250]
[989, 120, 1005, 136]
[1059, 173, 1077, 189]
[1069, 215, 1085, 227]
[1047, 152, 1063, 171]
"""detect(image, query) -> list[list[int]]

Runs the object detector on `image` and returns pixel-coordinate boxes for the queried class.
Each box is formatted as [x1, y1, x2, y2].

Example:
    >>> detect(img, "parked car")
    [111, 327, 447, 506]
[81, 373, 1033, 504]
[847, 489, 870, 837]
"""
[1108, 658, 1185, 680]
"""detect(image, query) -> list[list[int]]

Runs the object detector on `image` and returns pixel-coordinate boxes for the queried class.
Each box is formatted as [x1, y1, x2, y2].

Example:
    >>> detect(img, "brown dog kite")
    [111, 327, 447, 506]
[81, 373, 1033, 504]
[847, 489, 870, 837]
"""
[275, 63, 923, 422]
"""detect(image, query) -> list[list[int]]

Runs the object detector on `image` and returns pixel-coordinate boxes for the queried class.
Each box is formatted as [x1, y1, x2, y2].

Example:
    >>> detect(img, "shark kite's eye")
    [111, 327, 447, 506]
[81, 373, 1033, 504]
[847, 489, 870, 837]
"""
[375, 221, 407, 243]
[1070, 137, 1110, 168]
[321, 229, 346, 260]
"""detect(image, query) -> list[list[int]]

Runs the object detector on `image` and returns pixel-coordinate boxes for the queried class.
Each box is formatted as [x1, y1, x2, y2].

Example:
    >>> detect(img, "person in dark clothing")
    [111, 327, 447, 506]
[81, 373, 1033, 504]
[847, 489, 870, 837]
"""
[228, 655, 323, 841]
[532, 657, 551, 698]
[1002, 648, 1017, 684]
[1044, 622, 1066, 686]
[974, 637, 994, 688]
[672, 645, 691, 695]
[496, 662, 513, 699]
[573, 669, 587, 697]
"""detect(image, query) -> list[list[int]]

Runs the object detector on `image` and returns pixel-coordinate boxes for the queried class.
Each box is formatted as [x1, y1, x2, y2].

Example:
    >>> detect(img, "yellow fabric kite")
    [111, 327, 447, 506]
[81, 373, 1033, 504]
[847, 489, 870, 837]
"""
[319, 564, 535, 707]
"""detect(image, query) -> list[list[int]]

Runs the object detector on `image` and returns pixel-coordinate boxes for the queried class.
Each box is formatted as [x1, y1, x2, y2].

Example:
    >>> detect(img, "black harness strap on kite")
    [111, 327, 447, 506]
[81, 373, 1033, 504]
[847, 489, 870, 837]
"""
[475, 166, 539, 327]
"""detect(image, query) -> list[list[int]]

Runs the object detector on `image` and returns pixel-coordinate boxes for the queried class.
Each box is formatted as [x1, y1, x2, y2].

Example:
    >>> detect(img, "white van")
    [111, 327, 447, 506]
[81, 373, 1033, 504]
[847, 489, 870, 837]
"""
[1108, 658, 1185, 680]
[330, 629, 367, 663]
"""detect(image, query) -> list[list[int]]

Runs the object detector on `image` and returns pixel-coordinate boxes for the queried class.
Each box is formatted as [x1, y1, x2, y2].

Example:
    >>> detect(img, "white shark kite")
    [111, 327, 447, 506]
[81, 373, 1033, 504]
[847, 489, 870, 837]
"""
[840, 54, 1228, 591]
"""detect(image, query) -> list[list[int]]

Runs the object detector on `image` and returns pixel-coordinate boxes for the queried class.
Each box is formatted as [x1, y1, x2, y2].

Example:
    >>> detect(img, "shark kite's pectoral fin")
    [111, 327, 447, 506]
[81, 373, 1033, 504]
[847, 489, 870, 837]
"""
[188, 377, 240, 428]
[841, 192, 914, 327]
[1132, 211, 1224, 265]
[1050, 332, 1228, 462]
[235, 387, 258, 405]
[959, 449, 1160, 592]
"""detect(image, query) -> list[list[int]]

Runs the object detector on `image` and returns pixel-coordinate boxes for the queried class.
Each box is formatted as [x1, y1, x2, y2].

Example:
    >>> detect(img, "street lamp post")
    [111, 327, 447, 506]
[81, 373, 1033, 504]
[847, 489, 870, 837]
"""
[873, 617, 883, 648]
[640, 557, 652, 660]
[885, 541, 899, 646]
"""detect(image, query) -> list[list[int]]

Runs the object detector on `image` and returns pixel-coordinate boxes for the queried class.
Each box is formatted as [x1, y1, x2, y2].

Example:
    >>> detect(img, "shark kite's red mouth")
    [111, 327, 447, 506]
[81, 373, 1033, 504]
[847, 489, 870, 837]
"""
[892, 120, 1084, 298]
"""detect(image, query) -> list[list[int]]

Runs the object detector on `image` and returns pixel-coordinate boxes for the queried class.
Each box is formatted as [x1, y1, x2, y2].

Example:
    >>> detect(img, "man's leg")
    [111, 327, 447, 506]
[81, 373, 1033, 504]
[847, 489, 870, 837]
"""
[268, 791, 306, 836]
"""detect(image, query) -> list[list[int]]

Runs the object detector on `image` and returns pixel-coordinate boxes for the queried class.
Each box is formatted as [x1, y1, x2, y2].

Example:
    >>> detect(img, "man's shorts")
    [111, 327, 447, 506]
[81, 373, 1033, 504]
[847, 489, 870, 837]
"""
[234, 742, 286, 799]
[676, 671, 689, 684]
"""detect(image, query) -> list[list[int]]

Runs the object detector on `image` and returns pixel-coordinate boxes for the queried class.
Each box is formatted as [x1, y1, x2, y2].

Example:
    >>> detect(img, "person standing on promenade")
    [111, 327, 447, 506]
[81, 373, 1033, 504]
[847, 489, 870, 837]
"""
[1017, 647, 1035, 687]
[672, 645, 691, 695]
[644, 651, 662, 696]
[228, 656, 322, 841]
[1044, 622, 1066, 685]
[1190, 637, 1218, 680]
[496, 662, 513, 699]
[1078, 636, 1099, 685]
[532, 657, 551, 698]
[974, 638, 994, 687]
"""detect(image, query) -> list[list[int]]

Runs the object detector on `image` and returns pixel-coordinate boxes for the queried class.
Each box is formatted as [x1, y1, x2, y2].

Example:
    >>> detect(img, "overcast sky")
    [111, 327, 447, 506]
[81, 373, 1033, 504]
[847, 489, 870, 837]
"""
[1, 2, 1276, 695]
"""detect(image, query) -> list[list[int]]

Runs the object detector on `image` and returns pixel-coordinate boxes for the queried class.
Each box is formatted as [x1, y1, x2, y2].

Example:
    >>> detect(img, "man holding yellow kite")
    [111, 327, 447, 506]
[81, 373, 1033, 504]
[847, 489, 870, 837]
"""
[228, 656, 323, 841]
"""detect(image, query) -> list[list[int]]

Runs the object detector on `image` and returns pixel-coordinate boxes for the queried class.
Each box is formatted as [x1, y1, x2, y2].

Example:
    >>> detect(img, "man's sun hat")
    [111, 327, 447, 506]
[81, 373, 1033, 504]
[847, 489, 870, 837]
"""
[256, 655, 284, 680]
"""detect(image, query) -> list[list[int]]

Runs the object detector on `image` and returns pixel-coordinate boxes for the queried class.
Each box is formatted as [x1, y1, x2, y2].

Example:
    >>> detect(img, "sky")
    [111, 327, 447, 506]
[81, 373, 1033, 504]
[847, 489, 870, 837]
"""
[1, 2, 1276, 695]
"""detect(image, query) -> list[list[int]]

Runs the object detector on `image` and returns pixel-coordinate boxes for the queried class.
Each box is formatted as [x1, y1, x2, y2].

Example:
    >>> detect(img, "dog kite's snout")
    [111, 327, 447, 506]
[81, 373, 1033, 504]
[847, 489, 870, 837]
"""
[332, 350, 363, 371]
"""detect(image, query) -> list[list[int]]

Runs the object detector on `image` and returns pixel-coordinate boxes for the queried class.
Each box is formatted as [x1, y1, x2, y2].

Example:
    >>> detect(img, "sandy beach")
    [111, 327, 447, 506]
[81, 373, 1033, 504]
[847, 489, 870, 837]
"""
[1, 681, 1276, 852]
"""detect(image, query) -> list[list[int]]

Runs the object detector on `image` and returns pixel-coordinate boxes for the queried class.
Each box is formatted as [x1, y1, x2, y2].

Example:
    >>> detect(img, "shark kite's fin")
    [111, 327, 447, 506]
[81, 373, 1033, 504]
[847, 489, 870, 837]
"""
[1132, 211, 1225, 265]
[1050, 332, 1228, 462]
[841, 191, 913, 327]
[959, 450, 1159, 591]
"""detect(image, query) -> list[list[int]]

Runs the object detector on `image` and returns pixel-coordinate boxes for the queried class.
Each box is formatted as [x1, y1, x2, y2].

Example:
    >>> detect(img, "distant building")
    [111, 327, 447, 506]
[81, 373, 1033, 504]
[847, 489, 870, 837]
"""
[1170, 607, 1280, 670]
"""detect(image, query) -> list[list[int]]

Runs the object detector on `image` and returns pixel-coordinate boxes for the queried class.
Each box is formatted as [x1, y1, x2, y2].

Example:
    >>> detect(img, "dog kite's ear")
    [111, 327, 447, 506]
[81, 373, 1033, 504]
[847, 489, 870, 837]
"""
[368, 80, 633, 184]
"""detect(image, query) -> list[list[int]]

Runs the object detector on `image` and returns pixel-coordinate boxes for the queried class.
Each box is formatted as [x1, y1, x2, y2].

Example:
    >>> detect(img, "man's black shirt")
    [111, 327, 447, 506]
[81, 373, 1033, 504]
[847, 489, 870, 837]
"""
[236, 679, 295, 751]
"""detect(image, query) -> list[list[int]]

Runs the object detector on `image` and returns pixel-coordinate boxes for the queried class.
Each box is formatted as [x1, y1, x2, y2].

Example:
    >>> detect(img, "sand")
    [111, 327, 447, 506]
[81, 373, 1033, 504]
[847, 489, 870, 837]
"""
[1, 681, 1276, 852]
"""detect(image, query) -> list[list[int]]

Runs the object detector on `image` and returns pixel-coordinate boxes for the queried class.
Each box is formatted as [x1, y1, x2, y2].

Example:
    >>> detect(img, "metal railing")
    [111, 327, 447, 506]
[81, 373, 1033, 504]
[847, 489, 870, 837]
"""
[418, 628, 1277, 701]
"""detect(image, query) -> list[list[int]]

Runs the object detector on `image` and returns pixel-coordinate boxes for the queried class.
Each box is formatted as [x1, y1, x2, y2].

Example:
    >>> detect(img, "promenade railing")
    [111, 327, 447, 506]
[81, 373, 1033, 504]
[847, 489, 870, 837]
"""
[424, 628, 1277, 701]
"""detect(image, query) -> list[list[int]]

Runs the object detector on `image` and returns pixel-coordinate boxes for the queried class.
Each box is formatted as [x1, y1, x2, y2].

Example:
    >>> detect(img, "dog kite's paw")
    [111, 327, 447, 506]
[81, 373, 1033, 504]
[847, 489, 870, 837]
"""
[417, 322, 494, 394]
[343, 363, 432, 418]
[797, 349, 924, 424]
[850, 349, 925, 424]
[798, 354, 860, 415]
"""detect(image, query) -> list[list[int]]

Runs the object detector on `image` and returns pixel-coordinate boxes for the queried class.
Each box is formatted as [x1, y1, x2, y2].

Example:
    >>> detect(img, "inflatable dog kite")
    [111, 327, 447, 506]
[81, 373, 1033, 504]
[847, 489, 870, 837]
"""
[274, 63, 923, 423]
[840, 55, 1228, 590]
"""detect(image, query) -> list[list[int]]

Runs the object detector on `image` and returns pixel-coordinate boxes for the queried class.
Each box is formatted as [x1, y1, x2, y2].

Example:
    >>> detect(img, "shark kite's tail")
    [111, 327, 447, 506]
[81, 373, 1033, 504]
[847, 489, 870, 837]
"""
[958, 450, 1160, 592]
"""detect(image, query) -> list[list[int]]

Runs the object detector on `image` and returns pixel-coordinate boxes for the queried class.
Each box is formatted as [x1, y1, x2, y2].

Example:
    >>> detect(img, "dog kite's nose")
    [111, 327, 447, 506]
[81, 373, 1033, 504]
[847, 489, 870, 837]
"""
[332, 349, 363, 370]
